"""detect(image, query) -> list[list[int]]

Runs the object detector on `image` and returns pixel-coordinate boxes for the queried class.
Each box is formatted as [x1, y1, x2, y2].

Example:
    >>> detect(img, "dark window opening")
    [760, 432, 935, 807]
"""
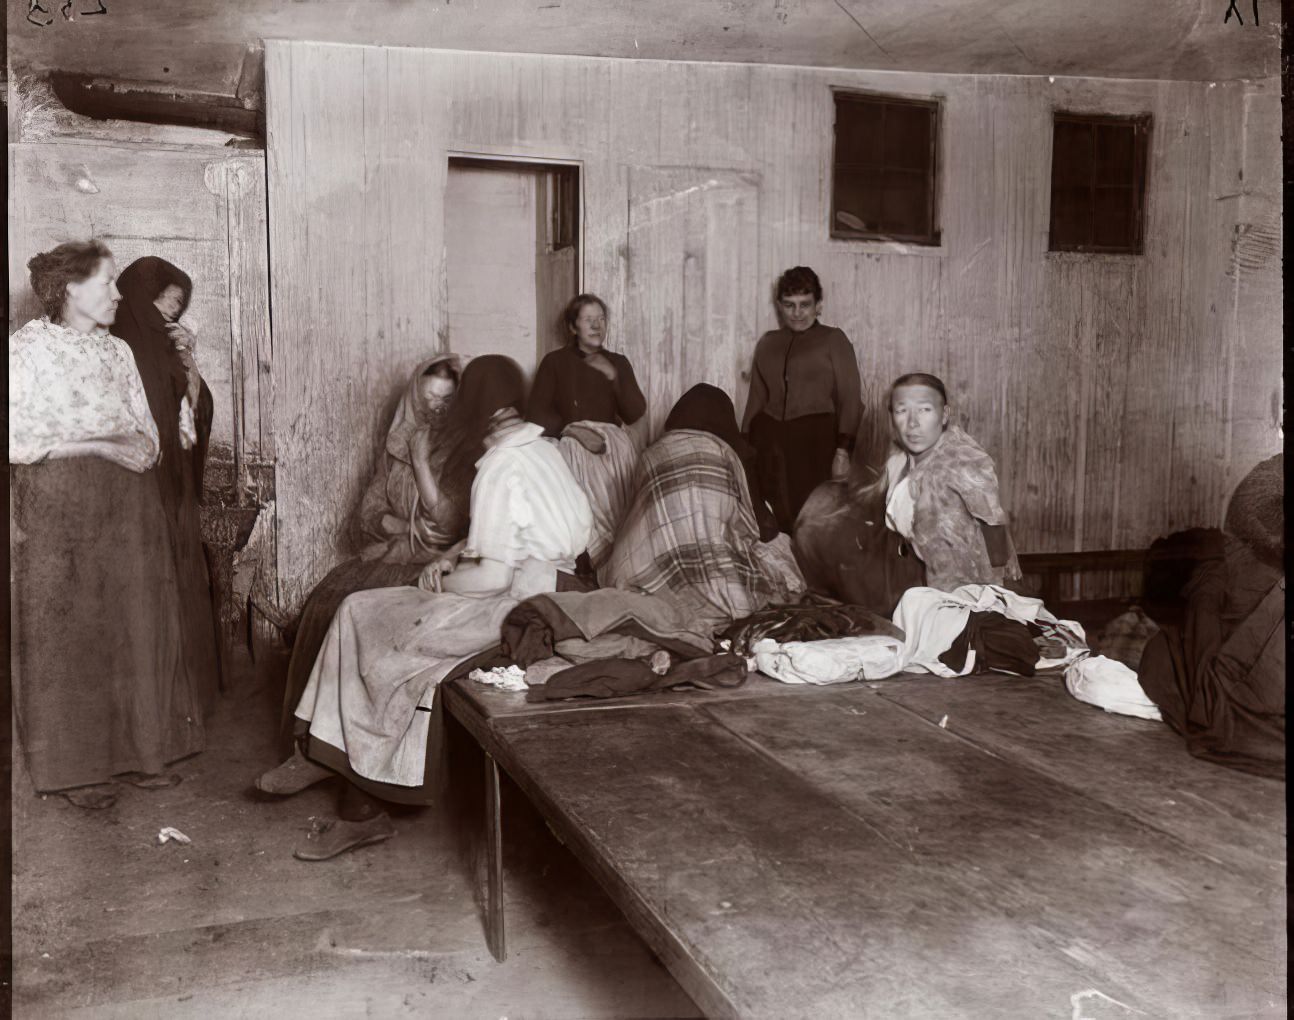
[1048, 112, 1150, 254]
[830, 91, 940, 245]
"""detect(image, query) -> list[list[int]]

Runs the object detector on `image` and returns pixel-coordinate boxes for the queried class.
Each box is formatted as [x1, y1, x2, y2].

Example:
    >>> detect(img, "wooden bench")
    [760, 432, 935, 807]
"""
[1017, 548, 1148, 606]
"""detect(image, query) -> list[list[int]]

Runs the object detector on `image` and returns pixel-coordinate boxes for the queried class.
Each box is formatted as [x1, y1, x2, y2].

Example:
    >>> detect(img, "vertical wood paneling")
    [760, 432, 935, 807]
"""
[222, 158, 273, 467]
[625, 168, 759, 441]
[266, 41, 1281, 610]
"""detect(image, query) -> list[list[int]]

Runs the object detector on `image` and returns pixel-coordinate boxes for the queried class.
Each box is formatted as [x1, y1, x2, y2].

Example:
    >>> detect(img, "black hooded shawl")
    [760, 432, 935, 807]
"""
[665, 384, 779, 542]
[113, 256, 222, 703]
[113, 256, 215, 509]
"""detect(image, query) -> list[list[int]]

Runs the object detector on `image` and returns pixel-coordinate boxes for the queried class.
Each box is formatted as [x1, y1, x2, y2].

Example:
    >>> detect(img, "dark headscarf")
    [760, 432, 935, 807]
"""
[665, 384, 779, 541]
[438, 355, 527, 519]
[1224, 453, 1283, 568]
[113, 256, 213, 513]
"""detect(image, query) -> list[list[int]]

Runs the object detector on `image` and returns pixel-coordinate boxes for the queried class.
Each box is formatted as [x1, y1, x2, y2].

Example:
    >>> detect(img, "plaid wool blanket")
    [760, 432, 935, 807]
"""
[601, 429, 803, 628]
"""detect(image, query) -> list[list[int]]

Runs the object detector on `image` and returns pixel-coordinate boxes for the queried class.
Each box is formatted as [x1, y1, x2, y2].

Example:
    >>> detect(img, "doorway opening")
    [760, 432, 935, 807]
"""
[444, 156, 581, 378]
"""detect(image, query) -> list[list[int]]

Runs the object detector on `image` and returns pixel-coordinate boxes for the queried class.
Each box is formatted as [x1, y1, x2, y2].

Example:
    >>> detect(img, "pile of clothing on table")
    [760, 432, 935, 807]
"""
[463, 455, 1285, 784]
[466, 582, 1093, 701]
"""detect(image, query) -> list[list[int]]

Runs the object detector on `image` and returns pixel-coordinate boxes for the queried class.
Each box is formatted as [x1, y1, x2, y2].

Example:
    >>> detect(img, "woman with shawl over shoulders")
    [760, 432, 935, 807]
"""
[527, 293, 646, 573]
[254, 356, 593, 860]
[795, 373, 1020, 614]
[10, 241, 203, 810]
[602, 384, 804, 635]
[278, 353, 466, 749]
[113, 256, 222, 711]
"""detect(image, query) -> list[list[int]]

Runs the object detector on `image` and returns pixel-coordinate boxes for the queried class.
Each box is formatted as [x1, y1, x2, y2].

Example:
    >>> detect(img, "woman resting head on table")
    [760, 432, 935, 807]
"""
[600, 383, 803, 633]
[255, 354, 594, 861]
[876, 373, 1020, 592]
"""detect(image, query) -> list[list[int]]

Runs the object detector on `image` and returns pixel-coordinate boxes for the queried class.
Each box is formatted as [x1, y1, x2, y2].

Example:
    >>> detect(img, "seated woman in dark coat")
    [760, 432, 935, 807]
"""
[527, 293, 646, 570]
[1137, 454, 1284, 778]
[279, 354, 465, 747]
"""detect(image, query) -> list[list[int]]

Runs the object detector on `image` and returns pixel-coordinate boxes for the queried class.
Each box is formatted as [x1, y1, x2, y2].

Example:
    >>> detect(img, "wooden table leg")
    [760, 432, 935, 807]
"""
[485, 752, 506, 962]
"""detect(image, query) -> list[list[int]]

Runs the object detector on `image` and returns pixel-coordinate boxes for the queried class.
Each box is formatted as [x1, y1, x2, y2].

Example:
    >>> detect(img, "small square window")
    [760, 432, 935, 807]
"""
[1048, 113, 1150, 254]
[831, 92, 940, 245]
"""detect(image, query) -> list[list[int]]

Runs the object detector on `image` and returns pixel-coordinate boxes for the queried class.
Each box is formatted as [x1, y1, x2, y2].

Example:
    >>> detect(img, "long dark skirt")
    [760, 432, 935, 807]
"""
[12, 458, 204, 791]
[279, 556, 424, 749]
[167, 385, 222, 708]
[792, 479, 926, 617]
[749, 411, 837, 534]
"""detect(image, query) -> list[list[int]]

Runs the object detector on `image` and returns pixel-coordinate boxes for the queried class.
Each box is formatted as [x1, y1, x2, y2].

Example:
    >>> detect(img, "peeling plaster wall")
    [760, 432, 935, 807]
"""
[267, 43, 1281, 609]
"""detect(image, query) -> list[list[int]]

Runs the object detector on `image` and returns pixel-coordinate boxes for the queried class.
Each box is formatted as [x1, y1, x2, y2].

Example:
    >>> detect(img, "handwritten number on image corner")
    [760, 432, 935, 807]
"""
[1223, 0, 1261, 24]
[29, 0, 106, 23]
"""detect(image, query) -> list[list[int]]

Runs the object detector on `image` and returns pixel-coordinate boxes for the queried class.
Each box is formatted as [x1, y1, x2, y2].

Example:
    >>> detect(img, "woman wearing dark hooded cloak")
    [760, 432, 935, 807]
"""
[113, 256, 222, 710]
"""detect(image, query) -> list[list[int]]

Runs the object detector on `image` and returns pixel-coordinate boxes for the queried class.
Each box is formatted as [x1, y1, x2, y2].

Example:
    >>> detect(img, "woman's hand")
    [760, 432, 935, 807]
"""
[418, 553, 459, 593]
[166, 321, 197, 353]
[409, 426, 434, 463]
[584, 352, 618, 382]
[830, 448, 851, 481]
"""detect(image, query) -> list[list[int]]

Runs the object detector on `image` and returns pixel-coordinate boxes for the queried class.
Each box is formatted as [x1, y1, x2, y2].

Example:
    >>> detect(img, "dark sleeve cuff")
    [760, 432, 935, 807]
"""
[835, 432, 856, 454]
[979, 523, 1010, 567]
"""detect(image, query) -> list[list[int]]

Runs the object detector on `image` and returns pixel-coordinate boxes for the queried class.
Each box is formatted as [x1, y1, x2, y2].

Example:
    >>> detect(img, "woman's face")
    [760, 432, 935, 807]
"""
[65, 258, 121, 328]
[154, 283, 186, 322]
[418, 372, 456, 412]
[777, 291, 821, 334]
[891, 384, 949, 457]
[569, 302, 607, 352]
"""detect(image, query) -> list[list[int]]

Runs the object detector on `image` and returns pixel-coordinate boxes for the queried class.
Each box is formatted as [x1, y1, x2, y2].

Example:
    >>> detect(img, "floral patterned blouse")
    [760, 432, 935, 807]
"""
[9, 317, 160, 472]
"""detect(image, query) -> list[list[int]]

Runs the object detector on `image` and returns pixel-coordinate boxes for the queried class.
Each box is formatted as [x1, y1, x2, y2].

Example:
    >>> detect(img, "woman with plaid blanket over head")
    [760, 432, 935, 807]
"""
[601, 385, 803, 631]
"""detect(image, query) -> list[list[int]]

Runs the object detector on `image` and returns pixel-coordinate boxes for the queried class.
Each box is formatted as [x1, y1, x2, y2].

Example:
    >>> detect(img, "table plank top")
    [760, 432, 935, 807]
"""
[442, 672, 1286, 1019]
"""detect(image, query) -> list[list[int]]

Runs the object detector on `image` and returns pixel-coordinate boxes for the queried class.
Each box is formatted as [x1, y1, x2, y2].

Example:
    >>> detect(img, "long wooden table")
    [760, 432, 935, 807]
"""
[442, 669, 1285, 1019]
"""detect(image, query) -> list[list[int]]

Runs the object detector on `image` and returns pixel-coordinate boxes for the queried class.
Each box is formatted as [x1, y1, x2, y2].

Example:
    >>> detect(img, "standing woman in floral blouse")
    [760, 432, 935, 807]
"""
[9, 241, 204, 810]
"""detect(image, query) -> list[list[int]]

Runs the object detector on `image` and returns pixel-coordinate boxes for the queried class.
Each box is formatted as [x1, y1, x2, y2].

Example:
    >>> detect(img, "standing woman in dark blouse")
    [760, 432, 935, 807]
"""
[527, 294, 647, 570]
[742, 266, 863, 534]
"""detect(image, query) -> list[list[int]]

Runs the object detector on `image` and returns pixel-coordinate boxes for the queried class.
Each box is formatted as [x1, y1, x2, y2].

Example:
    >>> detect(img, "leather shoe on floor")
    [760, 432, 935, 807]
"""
[293, 814, 396, 861]
[255, 748, 334, 796]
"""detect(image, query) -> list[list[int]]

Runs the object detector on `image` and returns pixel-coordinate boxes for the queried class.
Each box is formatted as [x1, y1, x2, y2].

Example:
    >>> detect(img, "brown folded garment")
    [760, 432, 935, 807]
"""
[526, 653, 748, 702]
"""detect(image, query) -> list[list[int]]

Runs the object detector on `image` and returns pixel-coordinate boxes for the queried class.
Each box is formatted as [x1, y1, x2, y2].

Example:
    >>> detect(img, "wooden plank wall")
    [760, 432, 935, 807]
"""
[266, 42, 1282, 611]
[7, 142, 272, 473]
